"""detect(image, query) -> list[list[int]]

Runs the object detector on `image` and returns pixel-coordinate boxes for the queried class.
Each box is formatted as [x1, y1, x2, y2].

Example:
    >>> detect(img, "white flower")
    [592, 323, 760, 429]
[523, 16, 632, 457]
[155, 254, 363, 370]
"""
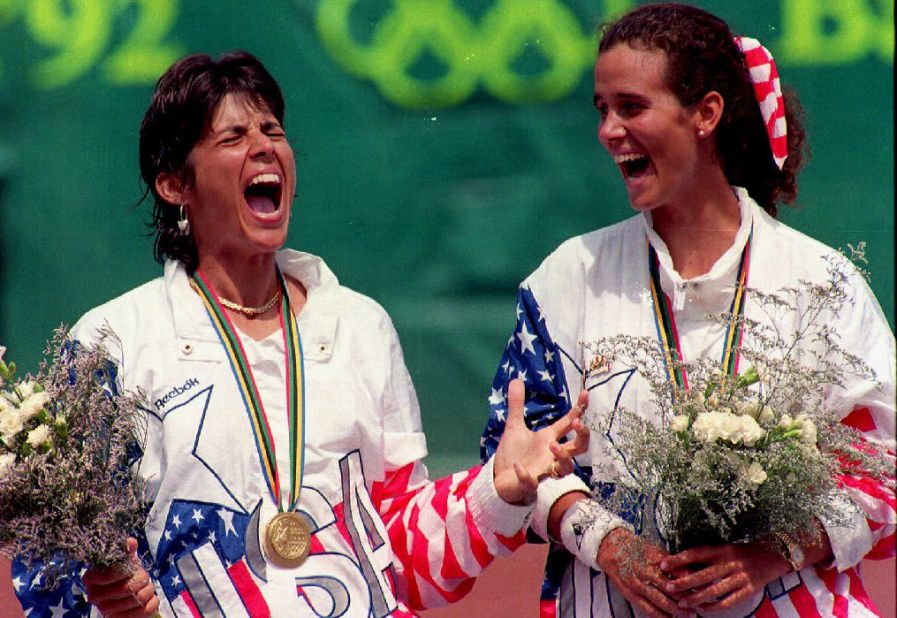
[741, 460, 768, 486]
[736, 401, 760, 418]
[691, 412, 725, 443]
[26, 424, 52, 448]
[17, 391, 50, 423]
[797, 415, 818, 446]
[737, 416, 766, 447]
[0, 391, 15, 408]
[778, 414, 793, 428]
[0, 408, 24, 442]
[692, 411, 765, 446]
[0, 345, 5, 363]
[0, 452, 15, 481]
[15, 381, 37, 400]
[670, 415, 689, 433]
[758, 407, 775, 424]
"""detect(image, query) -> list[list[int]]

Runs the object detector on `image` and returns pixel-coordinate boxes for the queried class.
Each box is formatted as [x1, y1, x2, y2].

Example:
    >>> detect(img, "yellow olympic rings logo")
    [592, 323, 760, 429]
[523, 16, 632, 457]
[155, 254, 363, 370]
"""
[315, 0, 635, 109]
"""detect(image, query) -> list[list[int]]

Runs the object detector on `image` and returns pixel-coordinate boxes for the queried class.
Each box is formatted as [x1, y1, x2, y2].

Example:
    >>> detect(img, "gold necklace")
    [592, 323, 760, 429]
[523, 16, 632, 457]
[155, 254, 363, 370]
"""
[216, 291, 279, 317]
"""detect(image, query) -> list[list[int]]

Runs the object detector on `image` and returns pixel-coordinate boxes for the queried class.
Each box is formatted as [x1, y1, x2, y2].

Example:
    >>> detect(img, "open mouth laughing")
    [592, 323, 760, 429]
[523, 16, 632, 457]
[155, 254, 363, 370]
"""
[614, 153, 651, 180]
[244, 172, 283, 215]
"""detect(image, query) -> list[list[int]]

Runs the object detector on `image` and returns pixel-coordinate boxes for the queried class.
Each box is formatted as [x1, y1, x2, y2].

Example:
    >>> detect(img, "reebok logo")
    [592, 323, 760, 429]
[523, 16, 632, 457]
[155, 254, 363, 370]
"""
[155, 377, 200, 409]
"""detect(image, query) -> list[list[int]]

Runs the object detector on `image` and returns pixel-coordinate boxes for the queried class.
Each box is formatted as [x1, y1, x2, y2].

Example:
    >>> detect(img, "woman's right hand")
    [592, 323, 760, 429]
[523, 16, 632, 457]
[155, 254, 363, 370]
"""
[82, 537, 160, 617]
[492, 379, 589, 505]
[597, 527, 691, 618]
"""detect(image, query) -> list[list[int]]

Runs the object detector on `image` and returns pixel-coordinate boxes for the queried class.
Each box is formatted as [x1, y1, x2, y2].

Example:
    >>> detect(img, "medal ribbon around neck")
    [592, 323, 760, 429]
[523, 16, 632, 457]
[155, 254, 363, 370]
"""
[647, 230, 752, 399]
[191, 269, 305, 513]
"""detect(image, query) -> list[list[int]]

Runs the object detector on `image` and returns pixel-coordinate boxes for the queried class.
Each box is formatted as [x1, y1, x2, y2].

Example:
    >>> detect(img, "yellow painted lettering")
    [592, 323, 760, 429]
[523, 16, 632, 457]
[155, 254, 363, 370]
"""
[778, 0, 885, 65]
[871, 0, 894, 62]
[26, 0, 111, 89]
[103, 0, 182, 84]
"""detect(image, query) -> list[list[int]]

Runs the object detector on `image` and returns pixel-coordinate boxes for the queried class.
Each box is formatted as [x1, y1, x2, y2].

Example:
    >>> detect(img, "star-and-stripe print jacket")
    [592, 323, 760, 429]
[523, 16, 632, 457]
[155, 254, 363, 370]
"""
[15, 250, 531, 617]
[482, 189, 896, 617]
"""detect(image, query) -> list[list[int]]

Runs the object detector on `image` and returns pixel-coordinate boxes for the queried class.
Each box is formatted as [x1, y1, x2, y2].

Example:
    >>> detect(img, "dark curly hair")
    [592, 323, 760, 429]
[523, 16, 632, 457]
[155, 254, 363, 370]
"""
[139, 51, 286, 270]
[598, 3, 807, 216]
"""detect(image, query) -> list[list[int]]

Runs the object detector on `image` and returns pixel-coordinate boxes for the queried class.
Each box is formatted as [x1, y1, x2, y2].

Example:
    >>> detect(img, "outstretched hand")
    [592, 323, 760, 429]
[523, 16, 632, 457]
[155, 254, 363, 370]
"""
[83, 537, 160, 617]
[492, 379, 589, 504]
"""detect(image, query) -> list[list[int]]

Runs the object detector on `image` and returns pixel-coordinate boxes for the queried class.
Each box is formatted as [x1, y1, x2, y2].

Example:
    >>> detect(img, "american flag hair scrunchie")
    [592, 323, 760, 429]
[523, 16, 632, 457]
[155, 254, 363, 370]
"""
[735, 36, 788, 170]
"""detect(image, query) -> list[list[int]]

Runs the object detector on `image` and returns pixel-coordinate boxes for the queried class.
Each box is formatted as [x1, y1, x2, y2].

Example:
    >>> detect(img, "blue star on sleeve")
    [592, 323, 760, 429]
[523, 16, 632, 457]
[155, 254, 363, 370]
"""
[480, 285, 573, 461]
[13, 507, 154, 617]
[12, 558, 91, 617]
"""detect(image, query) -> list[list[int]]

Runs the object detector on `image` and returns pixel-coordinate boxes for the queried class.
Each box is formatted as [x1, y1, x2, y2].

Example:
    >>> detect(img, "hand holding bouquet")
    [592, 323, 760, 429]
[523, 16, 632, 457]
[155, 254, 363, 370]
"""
[0, 327, 147, 588]
[585, 250, 892, 569]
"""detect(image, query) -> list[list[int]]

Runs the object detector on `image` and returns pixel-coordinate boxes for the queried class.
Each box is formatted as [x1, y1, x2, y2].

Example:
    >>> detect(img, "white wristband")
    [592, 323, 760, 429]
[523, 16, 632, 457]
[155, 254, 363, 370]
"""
[559, 498, 632, 571]
[532, 475, 591, 541]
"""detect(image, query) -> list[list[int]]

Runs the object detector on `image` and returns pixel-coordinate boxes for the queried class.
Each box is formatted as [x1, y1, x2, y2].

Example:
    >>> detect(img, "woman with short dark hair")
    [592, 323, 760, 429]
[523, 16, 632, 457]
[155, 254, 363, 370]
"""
[14, 51, 588, 617]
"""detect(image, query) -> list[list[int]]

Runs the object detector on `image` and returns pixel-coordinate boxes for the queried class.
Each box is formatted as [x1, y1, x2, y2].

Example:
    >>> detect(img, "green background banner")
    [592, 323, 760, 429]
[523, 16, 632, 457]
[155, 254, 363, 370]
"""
[0, 0, 893, 474]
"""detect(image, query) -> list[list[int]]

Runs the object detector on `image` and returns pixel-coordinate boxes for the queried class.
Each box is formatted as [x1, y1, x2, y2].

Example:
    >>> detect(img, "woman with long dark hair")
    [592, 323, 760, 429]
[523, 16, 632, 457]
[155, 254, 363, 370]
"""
[482, 4, 894, 616]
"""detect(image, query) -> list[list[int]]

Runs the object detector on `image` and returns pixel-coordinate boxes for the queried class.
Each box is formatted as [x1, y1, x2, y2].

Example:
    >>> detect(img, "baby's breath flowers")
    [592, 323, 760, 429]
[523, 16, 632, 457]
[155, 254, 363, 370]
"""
[0, 327, 147, 587]
[584, 249, 892, 553]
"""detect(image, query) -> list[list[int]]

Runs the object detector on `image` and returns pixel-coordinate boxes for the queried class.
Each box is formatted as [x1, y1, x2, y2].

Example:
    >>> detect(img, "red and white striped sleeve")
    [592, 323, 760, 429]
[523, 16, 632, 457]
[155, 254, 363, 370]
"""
[838, 405, 896, 561]
[367, 305, 532, 610]
[823, 273, 897, 568]
[370, 458, 529, 611]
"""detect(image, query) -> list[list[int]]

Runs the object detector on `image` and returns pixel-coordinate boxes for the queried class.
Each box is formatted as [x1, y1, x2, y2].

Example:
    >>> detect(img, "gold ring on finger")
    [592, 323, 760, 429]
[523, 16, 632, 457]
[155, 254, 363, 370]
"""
[548, 460, 560, 479]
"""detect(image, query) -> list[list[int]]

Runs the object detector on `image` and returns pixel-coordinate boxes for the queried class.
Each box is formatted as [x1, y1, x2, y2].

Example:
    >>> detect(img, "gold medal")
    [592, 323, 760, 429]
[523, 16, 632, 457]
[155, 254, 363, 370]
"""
[263, 512, 311, 568]
[193, 271, 312, 569]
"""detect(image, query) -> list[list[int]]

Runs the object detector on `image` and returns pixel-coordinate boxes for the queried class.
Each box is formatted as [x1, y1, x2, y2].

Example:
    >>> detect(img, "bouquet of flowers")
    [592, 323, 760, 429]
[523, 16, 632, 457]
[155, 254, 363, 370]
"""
[0, 327, 147, 587]
[584, 249, 892, 554]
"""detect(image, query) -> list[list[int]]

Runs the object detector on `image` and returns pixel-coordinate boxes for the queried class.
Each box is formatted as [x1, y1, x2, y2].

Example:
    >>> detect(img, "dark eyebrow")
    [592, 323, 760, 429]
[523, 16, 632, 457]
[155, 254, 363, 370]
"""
[594, 92, 650, 108]
[210, 118, 283, 142]
[214, 124, 248, 137]
[617, 92, 650, 104]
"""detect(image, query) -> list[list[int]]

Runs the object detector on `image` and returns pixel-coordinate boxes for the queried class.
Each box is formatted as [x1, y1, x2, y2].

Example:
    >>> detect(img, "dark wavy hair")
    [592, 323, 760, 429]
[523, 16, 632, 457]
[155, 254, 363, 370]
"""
[598, 3, 807, 216]
[139, 51, 286, 270]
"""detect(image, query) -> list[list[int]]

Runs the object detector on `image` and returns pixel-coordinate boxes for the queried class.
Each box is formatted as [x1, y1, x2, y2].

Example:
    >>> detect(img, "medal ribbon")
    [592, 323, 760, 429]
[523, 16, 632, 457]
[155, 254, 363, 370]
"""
[191, 269, 305, 512]
[648, 231, 752, 398]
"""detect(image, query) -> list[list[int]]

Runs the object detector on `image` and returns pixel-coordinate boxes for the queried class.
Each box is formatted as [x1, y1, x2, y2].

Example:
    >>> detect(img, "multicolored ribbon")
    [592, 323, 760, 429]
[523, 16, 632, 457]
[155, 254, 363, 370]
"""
[648, 232, 752, 398]
[735, 36, 787, 170]
[191, 269, 305, 513]
[720, 241, 751, 377]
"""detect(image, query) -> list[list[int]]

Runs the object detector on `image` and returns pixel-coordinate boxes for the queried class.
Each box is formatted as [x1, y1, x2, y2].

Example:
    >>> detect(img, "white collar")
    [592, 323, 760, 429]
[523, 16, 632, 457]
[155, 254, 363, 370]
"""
[164, 249, 342, 355]
[641, 187, 756, 309]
